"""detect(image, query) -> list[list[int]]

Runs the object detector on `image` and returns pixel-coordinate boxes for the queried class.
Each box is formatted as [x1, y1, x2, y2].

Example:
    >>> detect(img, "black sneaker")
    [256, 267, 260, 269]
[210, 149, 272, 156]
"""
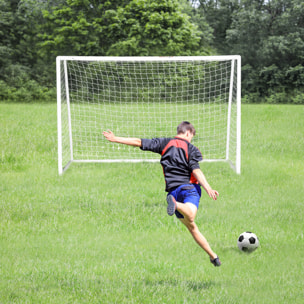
[166, 195, 177, 216]
[210, 256, 221, 267]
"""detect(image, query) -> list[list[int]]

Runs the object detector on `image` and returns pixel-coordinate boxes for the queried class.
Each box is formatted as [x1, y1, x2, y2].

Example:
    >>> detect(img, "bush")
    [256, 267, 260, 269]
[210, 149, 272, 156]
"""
[0, 80, 14, 100]
[291, 92, 304, 104]
[0, 80, 56, 102]
[265, 92, 289, 104]
[242, 90, 304, 104]
[242, 93, 263, 104]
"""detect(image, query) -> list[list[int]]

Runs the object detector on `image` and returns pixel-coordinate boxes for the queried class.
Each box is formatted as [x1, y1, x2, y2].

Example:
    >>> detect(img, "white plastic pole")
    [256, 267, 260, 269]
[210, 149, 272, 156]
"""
[236, 56, 242, 174]
[63, 60, 74, 164]
[226, 58, 235, 162]
[56, 57, 63, 175]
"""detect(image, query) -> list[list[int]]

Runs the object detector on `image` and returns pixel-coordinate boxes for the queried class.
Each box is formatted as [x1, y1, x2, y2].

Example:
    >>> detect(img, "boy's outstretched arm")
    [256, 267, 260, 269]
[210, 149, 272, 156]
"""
[192, 168, 219, 200]
[103, 130, 142, 147]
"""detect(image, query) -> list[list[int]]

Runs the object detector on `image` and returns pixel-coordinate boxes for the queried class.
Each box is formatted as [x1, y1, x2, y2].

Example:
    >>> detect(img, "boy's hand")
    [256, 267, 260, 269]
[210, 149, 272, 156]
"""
[102, 130, 142, 147]
[206, 189, 219, 200]
[103, 130, 116, 142]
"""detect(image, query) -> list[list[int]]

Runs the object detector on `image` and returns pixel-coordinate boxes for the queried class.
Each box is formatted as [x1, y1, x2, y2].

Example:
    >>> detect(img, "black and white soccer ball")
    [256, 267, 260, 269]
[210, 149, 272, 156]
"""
[237, 231, 259, 252]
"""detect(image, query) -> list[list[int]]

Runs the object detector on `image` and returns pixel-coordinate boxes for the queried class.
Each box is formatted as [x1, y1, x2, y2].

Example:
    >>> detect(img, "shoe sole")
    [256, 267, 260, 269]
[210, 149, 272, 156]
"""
[167, 195, 176, 216]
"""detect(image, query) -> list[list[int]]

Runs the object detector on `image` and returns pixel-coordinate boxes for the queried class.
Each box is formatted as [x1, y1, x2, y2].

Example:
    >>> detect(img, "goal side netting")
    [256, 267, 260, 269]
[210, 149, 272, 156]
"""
[57, 56, 241, 175]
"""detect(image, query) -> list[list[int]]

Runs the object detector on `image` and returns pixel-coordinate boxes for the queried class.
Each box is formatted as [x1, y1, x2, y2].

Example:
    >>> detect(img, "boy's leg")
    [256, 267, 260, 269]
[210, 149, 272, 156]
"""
[176, 201, 218, 260]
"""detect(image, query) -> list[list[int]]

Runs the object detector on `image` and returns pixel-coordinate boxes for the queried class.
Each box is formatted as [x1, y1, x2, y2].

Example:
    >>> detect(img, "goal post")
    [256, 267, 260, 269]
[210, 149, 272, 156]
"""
[57, 56, 241, 175]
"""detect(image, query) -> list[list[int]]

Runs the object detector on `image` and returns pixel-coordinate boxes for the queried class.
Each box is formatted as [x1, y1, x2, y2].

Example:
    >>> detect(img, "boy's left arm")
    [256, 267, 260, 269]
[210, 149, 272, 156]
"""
[103, 130, 142, 147]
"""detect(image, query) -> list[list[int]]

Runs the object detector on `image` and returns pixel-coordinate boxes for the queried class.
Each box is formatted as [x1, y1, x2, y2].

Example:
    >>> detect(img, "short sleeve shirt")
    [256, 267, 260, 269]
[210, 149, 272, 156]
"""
[140, 137, 203, 191]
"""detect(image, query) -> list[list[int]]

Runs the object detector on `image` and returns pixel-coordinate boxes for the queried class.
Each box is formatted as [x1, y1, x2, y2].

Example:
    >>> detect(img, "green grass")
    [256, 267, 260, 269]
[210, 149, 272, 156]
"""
[1, 103, 304, 303]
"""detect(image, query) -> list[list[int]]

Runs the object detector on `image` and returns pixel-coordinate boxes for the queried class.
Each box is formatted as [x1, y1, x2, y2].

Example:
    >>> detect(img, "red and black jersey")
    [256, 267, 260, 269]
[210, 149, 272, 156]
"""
[140, 137, 203, 192]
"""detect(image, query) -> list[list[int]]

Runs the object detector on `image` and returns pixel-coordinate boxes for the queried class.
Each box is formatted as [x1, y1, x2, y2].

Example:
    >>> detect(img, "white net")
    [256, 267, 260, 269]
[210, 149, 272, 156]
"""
[57, 56, 240, 174]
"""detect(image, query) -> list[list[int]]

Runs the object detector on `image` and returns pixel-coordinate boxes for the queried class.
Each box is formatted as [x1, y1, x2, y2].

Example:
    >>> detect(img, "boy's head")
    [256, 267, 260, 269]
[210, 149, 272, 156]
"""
[177, 121, 196, 136]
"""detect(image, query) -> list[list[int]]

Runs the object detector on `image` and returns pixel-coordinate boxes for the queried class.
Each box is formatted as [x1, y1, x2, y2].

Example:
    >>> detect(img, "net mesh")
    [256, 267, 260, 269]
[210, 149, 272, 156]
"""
[58, 57, 239, 171]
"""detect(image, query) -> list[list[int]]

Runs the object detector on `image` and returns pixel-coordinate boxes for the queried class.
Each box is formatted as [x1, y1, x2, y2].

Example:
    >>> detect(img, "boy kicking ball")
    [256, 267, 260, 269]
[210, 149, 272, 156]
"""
[103, 121, 221, 267]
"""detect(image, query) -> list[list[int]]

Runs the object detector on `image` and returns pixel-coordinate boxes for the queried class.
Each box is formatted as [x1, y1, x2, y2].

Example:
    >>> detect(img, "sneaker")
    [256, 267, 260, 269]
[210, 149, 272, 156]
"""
[166, 195, 177, 216]
[210, 256, 221, 267]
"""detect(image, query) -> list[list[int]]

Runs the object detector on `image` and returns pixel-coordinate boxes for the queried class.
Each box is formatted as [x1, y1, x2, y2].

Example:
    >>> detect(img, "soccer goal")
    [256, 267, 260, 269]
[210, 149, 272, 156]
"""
[57, 56, 241, 175]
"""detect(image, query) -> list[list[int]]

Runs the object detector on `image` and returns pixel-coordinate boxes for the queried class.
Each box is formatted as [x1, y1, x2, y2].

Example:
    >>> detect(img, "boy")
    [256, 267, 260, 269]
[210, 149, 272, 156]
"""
[103, 121, 221, 266]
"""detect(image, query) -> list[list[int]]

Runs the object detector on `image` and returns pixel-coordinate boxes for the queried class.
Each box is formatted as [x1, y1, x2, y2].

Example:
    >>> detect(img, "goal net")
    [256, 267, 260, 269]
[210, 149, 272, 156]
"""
[57, 56, 241, 175]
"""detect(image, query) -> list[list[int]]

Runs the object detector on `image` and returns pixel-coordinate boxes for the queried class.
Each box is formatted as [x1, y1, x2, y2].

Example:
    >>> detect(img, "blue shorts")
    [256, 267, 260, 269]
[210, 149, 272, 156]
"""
[167, 184, 201, 219]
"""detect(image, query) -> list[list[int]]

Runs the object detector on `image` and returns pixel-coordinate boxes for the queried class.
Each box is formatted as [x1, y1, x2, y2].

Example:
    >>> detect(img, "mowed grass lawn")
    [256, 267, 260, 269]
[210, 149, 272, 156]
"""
[0, 102, 303, 303]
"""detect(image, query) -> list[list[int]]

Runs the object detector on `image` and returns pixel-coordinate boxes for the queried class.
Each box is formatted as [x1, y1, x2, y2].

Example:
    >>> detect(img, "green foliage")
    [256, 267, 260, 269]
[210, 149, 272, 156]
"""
[195, 0, 240, 54]
[0, 80, 56, 103]
[0, 0, 56, 95]
[243, 91, 304, 104]
[224, 0, 304, 100]
[107, 0, 208, 56]
[39, 2, 104, 57]
[38, 0, 208, 57]
[178, 0, 214, 50]
[1, 0, 304, 103]
[192, 0, 304, 102]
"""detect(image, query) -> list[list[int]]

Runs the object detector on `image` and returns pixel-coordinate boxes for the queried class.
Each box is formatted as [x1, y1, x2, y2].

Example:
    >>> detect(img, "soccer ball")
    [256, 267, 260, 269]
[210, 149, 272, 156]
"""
[237, 231, 259, 252]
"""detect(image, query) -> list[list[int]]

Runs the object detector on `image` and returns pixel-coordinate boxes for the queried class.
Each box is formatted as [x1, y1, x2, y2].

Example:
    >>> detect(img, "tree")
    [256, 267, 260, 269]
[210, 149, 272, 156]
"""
[226, 0, 304, 67]
[39, 0, 109, 58]
[191, 0, 240, 53]
[0, 0, 30, 87]
[38, 0, 209, 58]
[178, 0, 214, 52]
[0, 0, 56, 86]
[226, 0, 304, 99]
[0, 0, 58, 101]
[107, 0, 208, 56]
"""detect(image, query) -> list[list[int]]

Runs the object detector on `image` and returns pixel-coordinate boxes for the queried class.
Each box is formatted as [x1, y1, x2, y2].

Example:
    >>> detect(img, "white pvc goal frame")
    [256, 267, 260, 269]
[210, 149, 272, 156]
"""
[57, 56, 241, 175]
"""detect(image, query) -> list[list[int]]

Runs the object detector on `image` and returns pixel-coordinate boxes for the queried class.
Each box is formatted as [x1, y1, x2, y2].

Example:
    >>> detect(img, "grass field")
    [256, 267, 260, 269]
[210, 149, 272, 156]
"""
[0, 103, 303, 303]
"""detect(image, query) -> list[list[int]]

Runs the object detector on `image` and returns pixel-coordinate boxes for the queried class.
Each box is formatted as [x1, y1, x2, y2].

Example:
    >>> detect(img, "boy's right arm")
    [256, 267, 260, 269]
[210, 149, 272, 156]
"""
[192, 168, 219, 201]
[103, 130, 142, 147]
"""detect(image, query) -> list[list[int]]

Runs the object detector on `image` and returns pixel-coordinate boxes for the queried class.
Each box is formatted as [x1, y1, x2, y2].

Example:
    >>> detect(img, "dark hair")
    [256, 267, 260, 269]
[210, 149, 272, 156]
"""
[177, 121, 196, 136]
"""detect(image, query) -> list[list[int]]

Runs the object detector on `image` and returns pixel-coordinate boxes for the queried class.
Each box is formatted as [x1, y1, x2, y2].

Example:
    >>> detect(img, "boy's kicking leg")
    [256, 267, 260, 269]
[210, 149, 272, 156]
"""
[167, 195, 221, 266]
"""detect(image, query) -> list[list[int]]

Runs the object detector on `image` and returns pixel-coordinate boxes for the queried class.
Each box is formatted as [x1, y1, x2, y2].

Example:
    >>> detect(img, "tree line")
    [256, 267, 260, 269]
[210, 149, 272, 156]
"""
[0, 0, 303, 103]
